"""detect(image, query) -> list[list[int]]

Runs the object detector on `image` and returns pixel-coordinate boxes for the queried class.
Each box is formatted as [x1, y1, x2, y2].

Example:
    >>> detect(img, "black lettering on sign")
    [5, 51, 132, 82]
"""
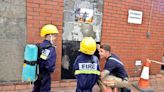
[79, 63, 97, 70]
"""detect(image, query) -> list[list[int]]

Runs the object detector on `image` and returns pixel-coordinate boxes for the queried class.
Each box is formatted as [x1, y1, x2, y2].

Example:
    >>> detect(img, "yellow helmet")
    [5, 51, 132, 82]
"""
[40, 24, 59, 37]
[79, 37, 96, 55]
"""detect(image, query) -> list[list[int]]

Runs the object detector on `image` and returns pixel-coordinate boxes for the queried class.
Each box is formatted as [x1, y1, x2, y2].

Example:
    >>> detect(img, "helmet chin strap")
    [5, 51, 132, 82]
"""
[50, 35, 53, 44]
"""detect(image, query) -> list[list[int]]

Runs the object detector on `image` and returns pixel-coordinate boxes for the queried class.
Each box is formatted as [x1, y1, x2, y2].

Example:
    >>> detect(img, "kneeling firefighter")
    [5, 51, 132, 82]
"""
[32, 24, 59, 92]
[73, 37, 100, 92]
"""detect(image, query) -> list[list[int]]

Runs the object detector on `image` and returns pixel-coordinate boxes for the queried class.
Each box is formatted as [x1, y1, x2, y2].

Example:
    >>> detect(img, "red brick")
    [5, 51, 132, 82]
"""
[27, 15, 33, 20]
[27, 3, 39, 8]
[39, 12, 51, 17]
[16, 84, 28, 90]
[28, 11, 39, 16]
[27, 7, 33, 12]
[0, 85, 15, 91]
[33, 0, 45, 4]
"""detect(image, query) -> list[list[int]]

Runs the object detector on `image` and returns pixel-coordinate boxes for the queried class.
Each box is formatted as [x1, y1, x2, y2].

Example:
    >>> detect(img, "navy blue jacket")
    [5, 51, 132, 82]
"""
[38, 40, 56, 73]
[104, 53, 128, 79]
[73, 53, 100, 91]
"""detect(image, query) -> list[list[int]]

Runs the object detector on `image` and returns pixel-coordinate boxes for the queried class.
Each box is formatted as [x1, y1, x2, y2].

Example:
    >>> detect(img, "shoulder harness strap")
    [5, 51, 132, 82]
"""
[108, 57, 124, 65]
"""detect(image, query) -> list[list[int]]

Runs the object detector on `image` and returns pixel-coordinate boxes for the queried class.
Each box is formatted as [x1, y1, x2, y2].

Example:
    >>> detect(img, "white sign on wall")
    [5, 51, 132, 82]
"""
[135, 60, 142, 66]
[128, 9, 143, 24]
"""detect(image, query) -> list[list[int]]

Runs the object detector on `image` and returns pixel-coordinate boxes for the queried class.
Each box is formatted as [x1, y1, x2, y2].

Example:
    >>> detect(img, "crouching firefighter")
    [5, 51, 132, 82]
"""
[32, 24, 59, 92]
[73, 37, 100, 92]
[99, 44, 130, 92]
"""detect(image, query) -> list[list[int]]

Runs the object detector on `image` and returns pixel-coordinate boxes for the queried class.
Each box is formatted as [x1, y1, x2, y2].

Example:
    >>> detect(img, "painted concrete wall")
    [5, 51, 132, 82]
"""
[0, 0, 26, 82]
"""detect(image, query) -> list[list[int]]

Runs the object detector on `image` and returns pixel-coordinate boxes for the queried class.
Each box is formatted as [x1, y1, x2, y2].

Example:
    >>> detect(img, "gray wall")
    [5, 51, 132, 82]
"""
[0, 0, 26, 82]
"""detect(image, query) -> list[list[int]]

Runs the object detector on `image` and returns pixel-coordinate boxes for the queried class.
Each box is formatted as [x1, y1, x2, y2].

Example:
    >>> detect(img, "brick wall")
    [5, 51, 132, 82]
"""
[27, 0, 164, 81]
[26, 0, 63, 80]
[1, 74, 164, 91]
[101, 0, 164, 76]
[0, 80, 76, 92]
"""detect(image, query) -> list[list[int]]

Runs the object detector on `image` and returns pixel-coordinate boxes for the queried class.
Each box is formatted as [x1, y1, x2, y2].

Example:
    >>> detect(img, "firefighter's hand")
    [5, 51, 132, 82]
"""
[101, 70, 110, 79]
[100, 72, 105, 79]
[146, 58, 152, 63]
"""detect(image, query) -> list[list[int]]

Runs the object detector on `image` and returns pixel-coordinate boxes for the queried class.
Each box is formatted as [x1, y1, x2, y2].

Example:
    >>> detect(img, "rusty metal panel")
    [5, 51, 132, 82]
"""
[62, 0, 103, 79]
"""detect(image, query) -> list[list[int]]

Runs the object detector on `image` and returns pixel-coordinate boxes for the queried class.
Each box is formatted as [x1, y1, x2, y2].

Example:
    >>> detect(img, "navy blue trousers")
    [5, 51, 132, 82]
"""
[32, 73, 51, 92]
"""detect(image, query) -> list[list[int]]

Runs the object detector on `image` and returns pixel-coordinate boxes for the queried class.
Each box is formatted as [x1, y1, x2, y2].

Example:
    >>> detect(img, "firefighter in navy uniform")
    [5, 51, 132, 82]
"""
[32, 24, 59, 92]
[99, 44, 130, 92]
[73, 37, 100, 92]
